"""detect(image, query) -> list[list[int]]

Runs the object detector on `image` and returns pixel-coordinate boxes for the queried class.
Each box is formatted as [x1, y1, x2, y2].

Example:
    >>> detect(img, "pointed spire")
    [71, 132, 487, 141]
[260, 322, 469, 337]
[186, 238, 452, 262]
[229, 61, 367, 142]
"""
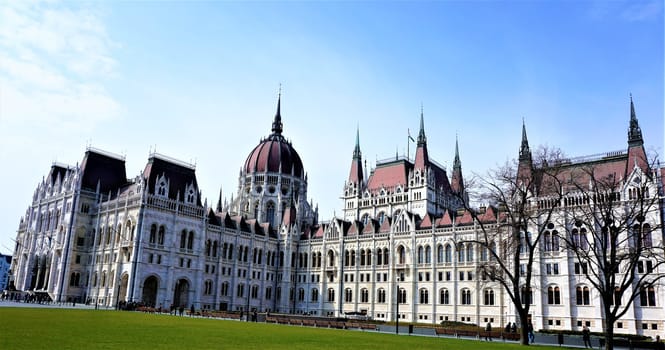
[348, 127, 364, 185]
[271, 85, 283, 135]
[453, 134, 461, 169]
[519, 118, 531, 162]
[353, 125, 361, 160]
[628, 93, 643, 146]
[417, 104, 427, 146]
[216, 187, 223, 212]
[414, 105, 429, 170]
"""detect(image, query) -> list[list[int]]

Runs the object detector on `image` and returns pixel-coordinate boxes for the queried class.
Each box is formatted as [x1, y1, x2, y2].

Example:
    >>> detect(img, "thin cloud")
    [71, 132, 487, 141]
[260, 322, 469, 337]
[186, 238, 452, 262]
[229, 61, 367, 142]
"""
[620, 1, 663, 22]
[0, 1, 119, 132]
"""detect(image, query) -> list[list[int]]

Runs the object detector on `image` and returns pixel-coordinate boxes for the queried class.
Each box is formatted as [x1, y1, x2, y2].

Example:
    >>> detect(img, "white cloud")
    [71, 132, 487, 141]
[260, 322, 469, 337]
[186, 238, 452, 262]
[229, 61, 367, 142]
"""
[621, 1, 662, 22]
[0, 1, 119, 132]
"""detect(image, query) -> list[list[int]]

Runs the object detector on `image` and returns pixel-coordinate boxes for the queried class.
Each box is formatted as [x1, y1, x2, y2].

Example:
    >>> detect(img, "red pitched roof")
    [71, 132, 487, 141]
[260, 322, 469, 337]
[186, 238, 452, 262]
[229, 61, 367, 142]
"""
[456, 209, 474, 225]
[379, 217, 392, 233]
[419, 213, 434, 229]
[435, 211, 453, 227]
[367, 161, 410, 192]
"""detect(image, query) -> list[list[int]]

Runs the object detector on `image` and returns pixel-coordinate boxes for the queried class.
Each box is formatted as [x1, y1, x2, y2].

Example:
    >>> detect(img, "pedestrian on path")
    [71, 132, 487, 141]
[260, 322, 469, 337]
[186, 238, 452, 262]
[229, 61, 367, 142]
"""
[485, 322, 493, 341]
[582, 325, 591, 348]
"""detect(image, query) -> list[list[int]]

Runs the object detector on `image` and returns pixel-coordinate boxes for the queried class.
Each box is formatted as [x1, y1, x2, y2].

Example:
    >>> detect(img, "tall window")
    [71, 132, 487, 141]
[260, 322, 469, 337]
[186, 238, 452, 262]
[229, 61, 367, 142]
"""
[640, 287, 656, 307]
[576, 286, 590, 305]
[439, 289, 449, 304]
[437, 245, 444, 263]
[547, 286, 561, 305]
[445, 244, 452, 263]
[149, 224, 157, 244]
[461, 289, 471, 305]
[328, 288, 335, 302]
[419, 288, 429, 304]
[377, 288, 386, 303]
[458, 243, 465, 262]
[398, 288, 407, 304]
[266, 201, 275, 227]
[311, 288, 319, 302]
[344, 288, 353, 303]
[417, 246, 424, 264]
[158, 225, 165, 245]
[425, 245, 431, 264]
[397, 246, 405, 265]
[521, 286, 533, 305]
[361, 288, 369, 303]
[484, 289, 495, 305]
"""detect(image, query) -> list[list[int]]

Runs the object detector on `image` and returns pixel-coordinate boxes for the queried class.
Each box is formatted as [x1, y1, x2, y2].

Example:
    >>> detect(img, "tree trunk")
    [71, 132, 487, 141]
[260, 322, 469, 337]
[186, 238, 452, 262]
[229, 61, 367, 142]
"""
[604, 316, 614, 350]
[519, 310, 530, 345]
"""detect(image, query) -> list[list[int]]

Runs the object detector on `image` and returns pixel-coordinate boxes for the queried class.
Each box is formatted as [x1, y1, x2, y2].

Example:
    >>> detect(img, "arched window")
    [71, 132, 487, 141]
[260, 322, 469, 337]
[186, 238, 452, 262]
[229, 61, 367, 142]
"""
[547, 285, 561, 305]
[366, 249, 372, 266]
[328, 288, 335, 302]
[439, 288, 449, 304]
[345, 288, 353, 302]
[158, 225, 165, 245]
[383, 248, 390, 265]
[398, 288, 407, 304]
[351, 250, 356, 266]
[328, 250, 335, 267]
[521, 286, 533, 305]
[213, 241, 218, 258]
[180, 230, 187, 249]
[417, 246, 424, 264]
[480, 246, 488, 262]
[311, 288, 319, 302]
[221, 282, 229, 296]
[640, 287, 656, 306]
[641, 224, 652, 248]
[397, 246, 405, 265]
[419, 288, 429, 304]
[425, 245, 431, 264]
[377, 288, 386, 303]
[484, 289, 495, 305]
[437, 245, 444, 263]
[149, 224, 157, 244]
[576, 286, 590, 305]
[376, 248, 383, 266]
[361, 288, 369, 303]
[445, 244, 452, 263]
[266, 201, 276, 227]
[461, 289, 471, 305]
[466, 243, 474, 262]
[298, 288, 305, 301]
[458, 243, 465, 262]
[187, 231, 194, 250]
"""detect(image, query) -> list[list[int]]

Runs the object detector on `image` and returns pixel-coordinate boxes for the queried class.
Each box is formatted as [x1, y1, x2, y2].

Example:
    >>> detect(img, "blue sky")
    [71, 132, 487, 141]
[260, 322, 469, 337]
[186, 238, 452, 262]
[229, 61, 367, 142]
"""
[0, 1, 663, 255]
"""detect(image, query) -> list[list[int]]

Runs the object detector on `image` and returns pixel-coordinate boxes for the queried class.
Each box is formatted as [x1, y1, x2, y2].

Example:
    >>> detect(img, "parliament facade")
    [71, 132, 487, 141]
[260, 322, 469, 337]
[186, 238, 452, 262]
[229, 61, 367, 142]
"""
[8, 96, 665, 337]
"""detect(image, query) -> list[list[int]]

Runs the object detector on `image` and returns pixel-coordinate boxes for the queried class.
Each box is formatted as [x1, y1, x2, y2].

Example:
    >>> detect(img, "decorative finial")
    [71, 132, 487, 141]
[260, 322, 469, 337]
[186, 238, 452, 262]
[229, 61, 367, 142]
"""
[272, 85, 283, 134]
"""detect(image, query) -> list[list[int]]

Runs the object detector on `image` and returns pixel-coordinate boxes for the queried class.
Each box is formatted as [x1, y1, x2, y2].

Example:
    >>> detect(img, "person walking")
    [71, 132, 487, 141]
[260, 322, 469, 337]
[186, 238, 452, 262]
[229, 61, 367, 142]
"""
[485, 322, 493, 341]
[528, 322, 535, 344]
[582, 325, 591, 348]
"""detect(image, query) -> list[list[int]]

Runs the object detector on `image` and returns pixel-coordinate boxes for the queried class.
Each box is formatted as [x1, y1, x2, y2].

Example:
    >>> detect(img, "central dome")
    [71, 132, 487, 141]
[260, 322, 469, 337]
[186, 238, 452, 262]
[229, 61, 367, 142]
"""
[243, 95, 304, 178]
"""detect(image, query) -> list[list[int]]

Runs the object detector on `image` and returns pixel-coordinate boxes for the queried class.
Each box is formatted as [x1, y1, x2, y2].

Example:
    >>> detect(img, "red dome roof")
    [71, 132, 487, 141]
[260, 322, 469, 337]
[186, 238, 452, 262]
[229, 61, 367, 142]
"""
[243, 135, 304, 177]
[244, 93, 304, 178]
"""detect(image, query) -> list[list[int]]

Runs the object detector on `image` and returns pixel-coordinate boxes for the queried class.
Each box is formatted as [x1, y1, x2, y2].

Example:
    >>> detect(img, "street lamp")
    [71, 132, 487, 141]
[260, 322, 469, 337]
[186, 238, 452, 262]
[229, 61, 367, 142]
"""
[395, 276, 400, 334]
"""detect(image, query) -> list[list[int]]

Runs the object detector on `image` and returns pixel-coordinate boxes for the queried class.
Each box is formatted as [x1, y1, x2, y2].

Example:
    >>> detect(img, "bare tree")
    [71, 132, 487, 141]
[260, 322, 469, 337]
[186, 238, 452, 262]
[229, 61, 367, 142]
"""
[458, 145, 568, 345]
[557, 155, 664, 350]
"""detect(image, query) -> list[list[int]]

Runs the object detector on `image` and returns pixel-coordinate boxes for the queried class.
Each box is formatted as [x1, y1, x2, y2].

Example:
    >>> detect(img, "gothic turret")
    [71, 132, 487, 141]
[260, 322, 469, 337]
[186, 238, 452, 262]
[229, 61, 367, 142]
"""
[626, 95, 649, 176]
[414, 108, 429, 171]
[517, 120, 533, 182]
[451, 136, 466, 203]
[347, 127, 364, 186]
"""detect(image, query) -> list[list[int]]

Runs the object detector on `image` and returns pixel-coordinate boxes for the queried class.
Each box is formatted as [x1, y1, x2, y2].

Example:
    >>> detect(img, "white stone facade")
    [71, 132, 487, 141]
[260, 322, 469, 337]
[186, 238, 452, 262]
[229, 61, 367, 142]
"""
[9, 98, 664, 338]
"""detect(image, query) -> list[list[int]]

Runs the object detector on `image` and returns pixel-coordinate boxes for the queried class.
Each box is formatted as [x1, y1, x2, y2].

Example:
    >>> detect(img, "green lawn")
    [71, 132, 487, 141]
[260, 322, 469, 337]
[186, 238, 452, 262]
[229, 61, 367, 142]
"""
[0, 308, 558, 350]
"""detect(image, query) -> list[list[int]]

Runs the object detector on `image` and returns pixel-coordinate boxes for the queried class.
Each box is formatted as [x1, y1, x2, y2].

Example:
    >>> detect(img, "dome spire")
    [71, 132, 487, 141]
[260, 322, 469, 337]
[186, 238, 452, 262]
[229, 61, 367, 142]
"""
[272, 84, 283, 135]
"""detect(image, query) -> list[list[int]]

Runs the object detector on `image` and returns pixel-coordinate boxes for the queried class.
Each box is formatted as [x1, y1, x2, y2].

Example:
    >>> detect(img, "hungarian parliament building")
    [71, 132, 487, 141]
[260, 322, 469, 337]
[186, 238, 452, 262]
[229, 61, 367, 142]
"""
[8, 95, 664, 337]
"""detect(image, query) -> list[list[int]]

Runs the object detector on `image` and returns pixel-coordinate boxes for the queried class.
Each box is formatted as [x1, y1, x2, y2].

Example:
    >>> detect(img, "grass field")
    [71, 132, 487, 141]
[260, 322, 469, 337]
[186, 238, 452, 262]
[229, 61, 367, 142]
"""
[0, 307, 560, 350]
